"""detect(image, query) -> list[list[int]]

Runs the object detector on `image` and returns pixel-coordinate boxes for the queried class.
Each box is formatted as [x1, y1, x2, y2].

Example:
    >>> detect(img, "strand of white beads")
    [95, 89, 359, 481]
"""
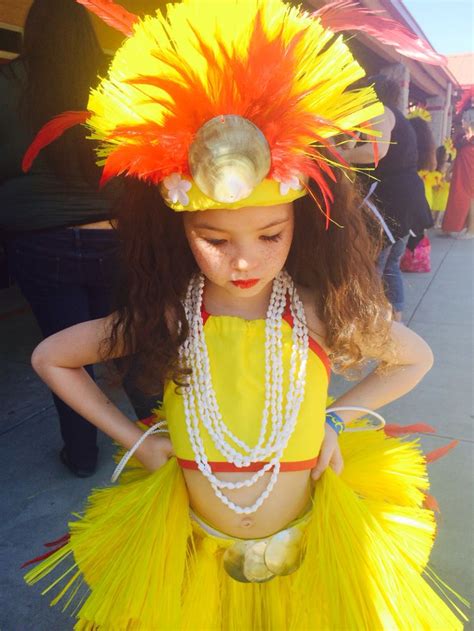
[179, 271, 309, 514]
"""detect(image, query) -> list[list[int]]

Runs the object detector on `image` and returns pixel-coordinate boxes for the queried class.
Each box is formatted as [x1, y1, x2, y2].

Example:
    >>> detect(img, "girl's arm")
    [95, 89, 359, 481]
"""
[328, 321, 433, 424]
[312, 322, 434, 479]
[338, 106, 396, 164]
[31, 317, 172, 471]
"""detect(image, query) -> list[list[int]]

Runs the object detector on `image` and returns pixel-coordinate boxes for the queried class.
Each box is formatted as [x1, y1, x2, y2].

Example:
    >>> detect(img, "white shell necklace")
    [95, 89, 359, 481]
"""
[179, 271, 309, 514]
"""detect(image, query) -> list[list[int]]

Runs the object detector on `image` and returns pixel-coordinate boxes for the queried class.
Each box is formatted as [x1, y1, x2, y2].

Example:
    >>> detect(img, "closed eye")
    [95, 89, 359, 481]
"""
[204, 237, 227, 246]
[260, 233, 282, 242]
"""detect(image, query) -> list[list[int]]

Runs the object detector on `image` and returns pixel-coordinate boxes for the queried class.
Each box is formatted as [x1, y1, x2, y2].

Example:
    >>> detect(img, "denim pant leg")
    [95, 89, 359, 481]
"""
[378, 237, 407, 312]
[7, 229, 119, 465]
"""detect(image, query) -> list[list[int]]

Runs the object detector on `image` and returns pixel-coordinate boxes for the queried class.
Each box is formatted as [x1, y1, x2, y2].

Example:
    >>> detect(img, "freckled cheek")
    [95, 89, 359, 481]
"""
[188, 241, 228, 277]
[263, 235, 293, 272]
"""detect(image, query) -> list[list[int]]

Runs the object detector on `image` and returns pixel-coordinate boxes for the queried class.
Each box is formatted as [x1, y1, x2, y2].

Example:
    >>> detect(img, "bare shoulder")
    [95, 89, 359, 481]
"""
[297, 285, 331, 354]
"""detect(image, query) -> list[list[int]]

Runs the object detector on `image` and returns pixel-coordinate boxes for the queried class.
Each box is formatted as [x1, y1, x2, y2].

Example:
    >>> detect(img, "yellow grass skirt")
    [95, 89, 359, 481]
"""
[25, 430, 466, 630]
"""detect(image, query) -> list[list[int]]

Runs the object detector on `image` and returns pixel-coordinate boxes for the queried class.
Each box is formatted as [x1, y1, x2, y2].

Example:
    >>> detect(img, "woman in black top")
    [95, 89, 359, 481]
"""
[0, 0, 150, 476]
[339, 75, 433, 321]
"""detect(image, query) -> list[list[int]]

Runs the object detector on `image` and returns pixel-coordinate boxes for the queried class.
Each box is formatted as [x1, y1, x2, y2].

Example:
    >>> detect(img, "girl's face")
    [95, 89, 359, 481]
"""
[183, 203, 294, 298]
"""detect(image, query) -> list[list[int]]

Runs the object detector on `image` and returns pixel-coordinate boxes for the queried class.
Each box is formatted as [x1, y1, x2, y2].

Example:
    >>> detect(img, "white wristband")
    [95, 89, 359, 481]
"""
[111, 421, 169, 483]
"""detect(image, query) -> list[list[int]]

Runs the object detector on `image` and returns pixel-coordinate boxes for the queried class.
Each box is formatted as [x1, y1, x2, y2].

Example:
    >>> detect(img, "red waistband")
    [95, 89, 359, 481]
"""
[177, 457, 318, 472]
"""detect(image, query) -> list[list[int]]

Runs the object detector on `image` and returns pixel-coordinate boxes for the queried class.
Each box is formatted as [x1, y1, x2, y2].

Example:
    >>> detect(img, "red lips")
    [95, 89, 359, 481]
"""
[231, 279, 260, 288]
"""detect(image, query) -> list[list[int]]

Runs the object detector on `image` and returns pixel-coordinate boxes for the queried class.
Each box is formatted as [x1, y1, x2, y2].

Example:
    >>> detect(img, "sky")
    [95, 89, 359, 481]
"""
[402, 0, 473, 55]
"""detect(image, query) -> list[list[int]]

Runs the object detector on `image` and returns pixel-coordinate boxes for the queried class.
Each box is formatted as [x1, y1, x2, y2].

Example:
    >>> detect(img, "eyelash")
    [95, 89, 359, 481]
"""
[205, 238, 227, 246]
[204, 233, 282, 246]
[260, 233, 282, 243]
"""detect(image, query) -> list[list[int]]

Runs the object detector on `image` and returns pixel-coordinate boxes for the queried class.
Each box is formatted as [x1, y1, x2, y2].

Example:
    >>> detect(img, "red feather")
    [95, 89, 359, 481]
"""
[426, 440, 459, 463]
[423, 493, 440, 513]
[76, 0, 138, 36]
[22, 111, 89, 172]
[44, 533, 70, 547]
[383, 423, 436, 436]
[314, 0, 446, 66]
[21, 534, 70, 569]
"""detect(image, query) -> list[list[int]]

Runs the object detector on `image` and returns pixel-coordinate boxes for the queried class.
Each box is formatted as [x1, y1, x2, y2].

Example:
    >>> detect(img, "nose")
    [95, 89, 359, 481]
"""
[233, 257, 250, 271]
[231, 244, 256, 272]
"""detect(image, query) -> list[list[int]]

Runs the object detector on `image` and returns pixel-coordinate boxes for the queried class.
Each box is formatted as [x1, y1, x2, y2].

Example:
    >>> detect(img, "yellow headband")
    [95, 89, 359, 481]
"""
[160, 174, 306, 212]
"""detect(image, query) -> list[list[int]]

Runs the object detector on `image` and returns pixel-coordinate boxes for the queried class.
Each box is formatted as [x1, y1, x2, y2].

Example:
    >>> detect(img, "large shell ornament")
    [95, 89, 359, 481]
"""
[188, 115, 271, 204]
[222, 525, 306, 583]
[223, 540, 251, 583]
[264, 526, 303, 575]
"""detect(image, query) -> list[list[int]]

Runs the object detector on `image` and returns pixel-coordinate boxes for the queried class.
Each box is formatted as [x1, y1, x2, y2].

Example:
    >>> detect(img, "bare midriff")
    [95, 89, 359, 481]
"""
[182, 468, 313, 538]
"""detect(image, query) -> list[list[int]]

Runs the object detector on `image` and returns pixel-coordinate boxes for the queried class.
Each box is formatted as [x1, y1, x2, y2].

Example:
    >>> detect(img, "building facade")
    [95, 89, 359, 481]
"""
[0, 0, 462, 143]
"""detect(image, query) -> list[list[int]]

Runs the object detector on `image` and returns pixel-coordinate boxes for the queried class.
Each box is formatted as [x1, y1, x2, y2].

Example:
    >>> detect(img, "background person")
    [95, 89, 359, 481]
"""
[432, 145, 451, 228]
[0, 0, 129, 477]
[442, 108, 474, 239]
[339, 75, 433, 321]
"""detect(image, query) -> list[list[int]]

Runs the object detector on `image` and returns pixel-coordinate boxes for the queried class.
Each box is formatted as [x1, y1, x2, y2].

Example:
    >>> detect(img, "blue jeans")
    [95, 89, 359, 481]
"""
[377, 237, 408, 313]
[7, 227, 120, 467]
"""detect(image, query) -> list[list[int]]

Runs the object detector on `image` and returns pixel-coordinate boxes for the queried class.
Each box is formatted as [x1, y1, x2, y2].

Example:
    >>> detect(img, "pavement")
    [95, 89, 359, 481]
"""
[0, 230, 473, 630]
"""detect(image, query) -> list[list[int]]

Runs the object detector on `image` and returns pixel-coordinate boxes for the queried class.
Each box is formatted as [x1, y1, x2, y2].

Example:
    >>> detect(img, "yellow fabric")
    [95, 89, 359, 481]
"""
[418, 169, 437, 208]
[163, 314, 328, 463]
[25, 433, 467, 629]
[431, 170, 450, 211]
[161, 176, 307, 212]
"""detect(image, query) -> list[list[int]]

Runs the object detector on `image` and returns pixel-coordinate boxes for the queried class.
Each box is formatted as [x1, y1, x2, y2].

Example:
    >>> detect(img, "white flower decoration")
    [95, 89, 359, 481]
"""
[273, 174, 303, 196]
[163, 173, 192, 206]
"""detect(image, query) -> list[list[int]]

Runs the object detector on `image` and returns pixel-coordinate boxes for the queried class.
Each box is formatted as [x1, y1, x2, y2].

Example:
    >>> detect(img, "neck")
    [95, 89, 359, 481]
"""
[203, 278, 274, 320]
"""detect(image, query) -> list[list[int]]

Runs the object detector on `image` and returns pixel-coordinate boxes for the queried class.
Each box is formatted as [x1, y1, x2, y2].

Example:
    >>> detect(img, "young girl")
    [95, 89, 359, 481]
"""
[432, 145, 451, 228]
[24, 1, 464, 628]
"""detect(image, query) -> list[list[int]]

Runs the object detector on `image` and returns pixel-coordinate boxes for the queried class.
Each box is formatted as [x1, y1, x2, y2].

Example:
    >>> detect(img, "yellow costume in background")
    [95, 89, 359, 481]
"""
[431, 170, 450, 212]
[418, 169, 437, 208]
[418, 170, 450, 212]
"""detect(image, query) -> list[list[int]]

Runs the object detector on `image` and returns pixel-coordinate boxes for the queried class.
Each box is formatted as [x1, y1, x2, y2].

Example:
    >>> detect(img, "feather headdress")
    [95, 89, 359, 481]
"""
[442, 136, 456, 161]
[407, 106, 432, 122]
[23, 0, 445, 220]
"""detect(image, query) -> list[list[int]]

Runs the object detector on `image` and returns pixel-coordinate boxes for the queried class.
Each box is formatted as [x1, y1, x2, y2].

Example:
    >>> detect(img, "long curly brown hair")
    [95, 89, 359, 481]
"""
[106, 170, 393, 395]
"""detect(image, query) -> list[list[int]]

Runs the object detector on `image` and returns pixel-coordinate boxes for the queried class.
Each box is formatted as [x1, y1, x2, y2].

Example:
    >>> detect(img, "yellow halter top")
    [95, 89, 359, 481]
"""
[158, 302, 330, 472]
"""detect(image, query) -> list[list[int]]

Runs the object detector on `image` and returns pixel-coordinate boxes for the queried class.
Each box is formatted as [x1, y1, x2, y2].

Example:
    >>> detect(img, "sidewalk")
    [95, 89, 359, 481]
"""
[0, 231, 472, 630]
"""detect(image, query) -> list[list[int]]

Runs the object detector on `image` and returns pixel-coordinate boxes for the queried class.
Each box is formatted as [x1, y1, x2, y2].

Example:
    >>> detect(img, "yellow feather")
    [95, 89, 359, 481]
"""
[24, 432, 466, 628]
